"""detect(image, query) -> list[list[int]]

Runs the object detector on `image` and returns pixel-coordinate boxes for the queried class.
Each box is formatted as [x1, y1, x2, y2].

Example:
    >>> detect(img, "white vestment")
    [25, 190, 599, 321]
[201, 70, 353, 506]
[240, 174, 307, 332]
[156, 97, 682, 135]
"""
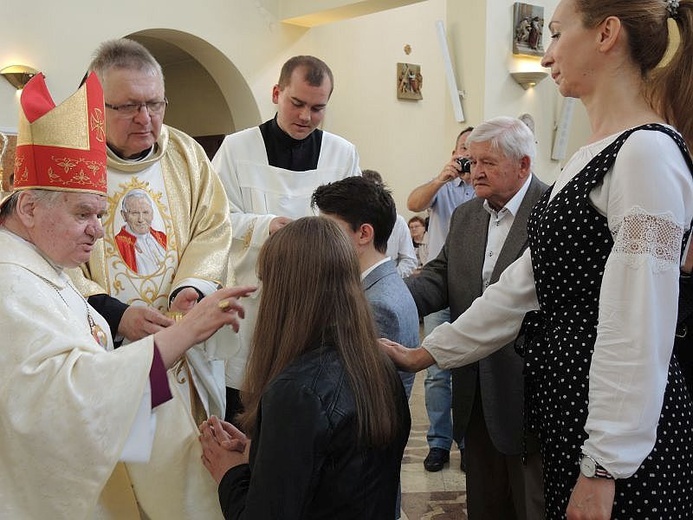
[212, 126, 360, 388]
[0, 229, 214, 519]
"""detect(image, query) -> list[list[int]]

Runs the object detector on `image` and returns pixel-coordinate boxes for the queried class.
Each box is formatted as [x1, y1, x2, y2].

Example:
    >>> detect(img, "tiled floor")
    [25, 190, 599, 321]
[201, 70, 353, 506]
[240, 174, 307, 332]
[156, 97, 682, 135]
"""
[400, 371, 468, 520]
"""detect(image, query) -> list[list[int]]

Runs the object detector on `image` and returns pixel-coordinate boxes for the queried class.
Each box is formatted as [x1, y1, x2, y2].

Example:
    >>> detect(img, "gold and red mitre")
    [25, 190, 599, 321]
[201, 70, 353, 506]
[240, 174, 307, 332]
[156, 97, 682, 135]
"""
[12, 72, 107, 196]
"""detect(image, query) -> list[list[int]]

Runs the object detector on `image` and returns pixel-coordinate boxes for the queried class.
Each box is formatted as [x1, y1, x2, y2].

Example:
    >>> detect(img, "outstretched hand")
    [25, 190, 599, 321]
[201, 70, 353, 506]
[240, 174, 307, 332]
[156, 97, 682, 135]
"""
[154, 285, 256, 367]
[176, 284, 254, 334]
[378, 338, 435, 372]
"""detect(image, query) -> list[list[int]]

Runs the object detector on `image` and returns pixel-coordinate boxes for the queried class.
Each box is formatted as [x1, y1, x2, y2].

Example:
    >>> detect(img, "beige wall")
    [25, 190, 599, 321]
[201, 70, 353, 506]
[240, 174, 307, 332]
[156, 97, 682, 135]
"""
[0, 0, 590, 215]
[305, 0, 592, 214]
[308, 0, 451, 215]
[0, 1, 304, 131]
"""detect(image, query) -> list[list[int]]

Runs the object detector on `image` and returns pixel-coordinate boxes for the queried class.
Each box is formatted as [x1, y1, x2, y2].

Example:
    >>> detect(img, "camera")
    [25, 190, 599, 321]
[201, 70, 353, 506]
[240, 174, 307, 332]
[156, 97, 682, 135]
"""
[456, 157, 472, 174]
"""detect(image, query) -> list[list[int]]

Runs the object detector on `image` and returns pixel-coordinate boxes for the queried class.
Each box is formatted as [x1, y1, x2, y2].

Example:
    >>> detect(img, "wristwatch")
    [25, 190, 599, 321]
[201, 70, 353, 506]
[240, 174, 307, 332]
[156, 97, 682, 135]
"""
[580, 454, 614, 479]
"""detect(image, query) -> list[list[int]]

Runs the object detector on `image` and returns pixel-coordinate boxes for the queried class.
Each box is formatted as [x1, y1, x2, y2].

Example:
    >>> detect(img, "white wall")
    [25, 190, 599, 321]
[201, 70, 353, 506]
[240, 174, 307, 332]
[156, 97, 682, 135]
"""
[0, 0, 590, 212]
[484, 0, 559, 183]
[0, 1, 304, 129]
[308, 0, 451, 215]
[305, 0, 594, 214]
[484, 0, 591, 184]
[306, 0, 592, 214]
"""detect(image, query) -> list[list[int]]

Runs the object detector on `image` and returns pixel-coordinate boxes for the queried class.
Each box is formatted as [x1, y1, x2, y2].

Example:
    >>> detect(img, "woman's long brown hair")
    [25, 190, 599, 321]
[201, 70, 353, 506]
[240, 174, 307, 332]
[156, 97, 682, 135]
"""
[238, 217, 402, 446]
[575, 0, 693, 149]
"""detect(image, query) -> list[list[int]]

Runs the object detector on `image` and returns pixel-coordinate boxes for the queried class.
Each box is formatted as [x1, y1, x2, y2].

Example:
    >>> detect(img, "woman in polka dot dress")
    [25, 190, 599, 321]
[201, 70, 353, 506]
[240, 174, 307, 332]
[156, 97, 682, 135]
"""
[381, 0, 693, 518]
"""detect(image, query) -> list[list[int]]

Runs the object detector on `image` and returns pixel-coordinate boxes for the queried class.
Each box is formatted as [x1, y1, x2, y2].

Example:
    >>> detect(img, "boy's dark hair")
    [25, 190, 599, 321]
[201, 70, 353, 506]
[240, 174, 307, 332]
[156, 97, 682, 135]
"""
[361, 169, 384, 185]
[312, 176, 396, 254]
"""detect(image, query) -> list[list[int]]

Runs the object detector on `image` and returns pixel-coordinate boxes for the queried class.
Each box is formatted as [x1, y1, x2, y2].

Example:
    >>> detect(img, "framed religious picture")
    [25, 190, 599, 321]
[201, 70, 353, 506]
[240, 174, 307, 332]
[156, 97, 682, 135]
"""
[513, 2, 545, 57]
[397, 63, 423, 100]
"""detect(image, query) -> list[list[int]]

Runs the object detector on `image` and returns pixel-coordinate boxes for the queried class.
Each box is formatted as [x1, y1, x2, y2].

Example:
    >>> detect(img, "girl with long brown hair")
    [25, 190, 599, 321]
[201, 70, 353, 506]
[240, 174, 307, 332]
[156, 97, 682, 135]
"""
[200, 216, 410, 519]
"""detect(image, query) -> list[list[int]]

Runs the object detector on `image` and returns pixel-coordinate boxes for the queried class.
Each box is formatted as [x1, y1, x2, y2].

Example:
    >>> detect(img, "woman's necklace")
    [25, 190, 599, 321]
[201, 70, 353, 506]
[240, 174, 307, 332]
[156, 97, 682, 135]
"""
[48, 278, 109, 349]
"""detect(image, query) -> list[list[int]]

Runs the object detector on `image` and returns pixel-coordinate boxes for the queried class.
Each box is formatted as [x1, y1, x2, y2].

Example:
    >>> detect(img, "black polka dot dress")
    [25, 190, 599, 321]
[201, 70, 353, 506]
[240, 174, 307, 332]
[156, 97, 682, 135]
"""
[522, 124, 693, 519]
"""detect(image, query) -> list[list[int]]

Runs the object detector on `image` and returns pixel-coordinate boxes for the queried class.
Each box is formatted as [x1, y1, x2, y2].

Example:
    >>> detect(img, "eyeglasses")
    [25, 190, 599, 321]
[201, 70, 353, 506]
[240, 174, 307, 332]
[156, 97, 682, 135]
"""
[105, 99, 168, 117]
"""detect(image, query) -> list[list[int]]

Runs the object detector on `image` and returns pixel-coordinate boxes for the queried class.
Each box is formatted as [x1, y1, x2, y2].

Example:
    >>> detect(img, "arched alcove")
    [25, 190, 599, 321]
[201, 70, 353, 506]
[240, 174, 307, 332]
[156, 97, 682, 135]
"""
[127, 30, 261, 158]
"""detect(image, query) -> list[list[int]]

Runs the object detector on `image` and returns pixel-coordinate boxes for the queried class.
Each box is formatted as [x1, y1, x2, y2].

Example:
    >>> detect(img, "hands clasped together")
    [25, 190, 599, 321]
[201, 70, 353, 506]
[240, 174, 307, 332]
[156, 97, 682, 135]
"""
[199, 416, 250, 484]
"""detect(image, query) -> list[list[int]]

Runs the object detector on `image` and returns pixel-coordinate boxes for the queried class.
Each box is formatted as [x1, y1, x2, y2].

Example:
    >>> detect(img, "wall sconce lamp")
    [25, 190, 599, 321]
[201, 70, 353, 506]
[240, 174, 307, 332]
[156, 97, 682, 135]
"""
[510, 71, 548, 90]
[1, 65, 39, 90]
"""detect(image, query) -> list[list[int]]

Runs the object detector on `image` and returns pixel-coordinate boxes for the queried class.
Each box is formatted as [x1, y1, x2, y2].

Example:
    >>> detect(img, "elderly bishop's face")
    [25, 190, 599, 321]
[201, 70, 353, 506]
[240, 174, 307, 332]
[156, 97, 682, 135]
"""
[26, 192, 107, 268]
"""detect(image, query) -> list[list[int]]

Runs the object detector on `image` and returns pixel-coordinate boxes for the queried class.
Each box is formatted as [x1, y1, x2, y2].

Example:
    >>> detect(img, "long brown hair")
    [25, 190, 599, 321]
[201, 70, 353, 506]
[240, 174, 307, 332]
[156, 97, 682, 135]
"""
[575, 0, 693, 148]
[238, 217, 402, 445]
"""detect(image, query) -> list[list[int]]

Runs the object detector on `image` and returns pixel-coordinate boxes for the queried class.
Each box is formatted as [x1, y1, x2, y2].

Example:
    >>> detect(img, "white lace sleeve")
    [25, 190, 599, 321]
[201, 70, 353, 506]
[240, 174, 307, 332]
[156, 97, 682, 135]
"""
[610, 206, 683, 273]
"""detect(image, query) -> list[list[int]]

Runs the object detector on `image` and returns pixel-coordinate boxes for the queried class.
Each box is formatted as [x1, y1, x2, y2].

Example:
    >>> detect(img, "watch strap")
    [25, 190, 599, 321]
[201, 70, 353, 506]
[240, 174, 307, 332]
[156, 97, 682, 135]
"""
[592, 464, 613, 479]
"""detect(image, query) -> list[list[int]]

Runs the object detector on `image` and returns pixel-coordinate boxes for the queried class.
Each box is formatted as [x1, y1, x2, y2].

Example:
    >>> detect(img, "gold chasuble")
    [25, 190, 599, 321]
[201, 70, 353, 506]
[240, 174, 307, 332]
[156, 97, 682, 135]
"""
[75, 125, 231, 308]
[70, 125, 231, 519]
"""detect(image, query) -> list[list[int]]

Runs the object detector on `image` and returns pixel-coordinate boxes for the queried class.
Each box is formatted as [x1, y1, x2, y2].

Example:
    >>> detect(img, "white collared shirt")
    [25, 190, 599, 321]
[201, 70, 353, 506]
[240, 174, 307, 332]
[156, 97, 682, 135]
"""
[481, 175, 533, 290]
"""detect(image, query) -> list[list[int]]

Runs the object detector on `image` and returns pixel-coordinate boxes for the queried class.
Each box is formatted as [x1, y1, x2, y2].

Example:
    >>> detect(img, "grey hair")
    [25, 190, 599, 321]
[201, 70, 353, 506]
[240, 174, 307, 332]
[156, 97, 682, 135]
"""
[31, 190, 65, 204]
[88, 38, 163, 85]
[466, 116, 536, 167]
[0, 189, 63, 220]
[121, 189, 153, 212]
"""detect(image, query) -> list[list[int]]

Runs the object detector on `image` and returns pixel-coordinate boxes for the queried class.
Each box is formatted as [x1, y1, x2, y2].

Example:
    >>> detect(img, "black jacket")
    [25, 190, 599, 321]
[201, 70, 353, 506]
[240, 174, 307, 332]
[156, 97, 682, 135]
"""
[218, 346, 411, 519]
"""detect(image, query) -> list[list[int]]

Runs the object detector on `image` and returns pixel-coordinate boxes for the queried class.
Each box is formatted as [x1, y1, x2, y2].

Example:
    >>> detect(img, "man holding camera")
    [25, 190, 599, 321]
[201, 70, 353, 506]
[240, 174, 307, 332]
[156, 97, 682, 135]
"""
[407, 127, 475, 473]
[408, 127, 476, 263]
